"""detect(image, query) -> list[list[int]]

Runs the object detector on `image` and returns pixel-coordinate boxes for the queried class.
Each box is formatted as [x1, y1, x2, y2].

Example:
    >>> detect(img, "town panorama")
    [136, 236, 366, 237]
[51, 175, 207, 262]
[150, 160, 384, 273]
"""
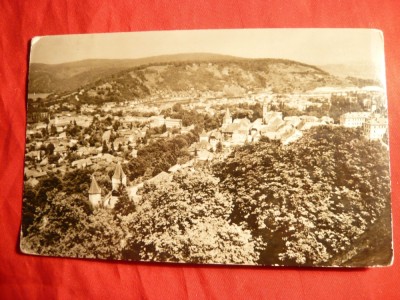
[21, 53, 392, 267]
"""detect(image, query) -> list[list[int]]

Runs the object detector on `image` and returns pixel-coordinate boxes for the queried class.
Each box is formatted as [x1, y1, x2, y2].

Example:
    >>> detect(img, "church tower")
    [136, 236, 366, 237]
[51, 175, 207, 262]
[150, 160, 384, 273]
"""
[263, 98, 269, 124]
[223, 108, 232, 125]
[112, 162, 127, 191]
[88, 175, 102, 207]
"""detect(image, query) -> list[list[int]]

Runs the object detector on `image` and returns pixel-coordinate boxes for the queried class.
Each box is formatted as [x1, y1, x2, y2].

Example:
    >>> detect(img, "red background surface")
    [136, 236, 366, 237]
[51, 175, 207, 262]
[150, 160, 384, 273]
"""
[1, 1, 400, 299]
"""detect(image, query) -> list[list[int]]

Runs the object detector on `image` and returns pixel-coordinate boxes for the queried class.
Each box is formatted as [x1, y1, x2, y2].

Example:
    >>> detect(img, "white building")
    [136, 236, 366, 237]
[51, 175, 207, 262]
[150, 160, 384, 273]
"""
[165, 117, 182, 129]
[339, 112, 371, 128]
[363, 116, 388, 140]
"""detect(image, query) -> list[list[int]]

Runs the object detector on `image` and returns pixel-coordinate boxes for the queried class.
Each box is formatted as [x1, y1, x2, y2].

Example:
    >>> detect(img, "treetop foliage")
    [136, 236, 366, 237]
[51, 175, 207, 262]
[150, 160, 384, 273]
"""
[213, 125, 391, 265]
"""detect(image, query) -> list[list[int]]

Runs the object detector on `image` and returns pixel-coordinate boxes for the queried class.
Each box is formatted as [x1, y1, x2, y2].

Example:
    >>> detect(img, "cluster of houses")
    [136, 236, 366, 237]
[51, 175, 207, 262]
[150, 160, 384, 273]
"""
[120, 115, 182, 129]
[25, 85, 389, 209]
[187, 100, 335, 161]
[340, 111, 388, 141]
[24, 101, 189, 192]
[87, 100, 390, 209]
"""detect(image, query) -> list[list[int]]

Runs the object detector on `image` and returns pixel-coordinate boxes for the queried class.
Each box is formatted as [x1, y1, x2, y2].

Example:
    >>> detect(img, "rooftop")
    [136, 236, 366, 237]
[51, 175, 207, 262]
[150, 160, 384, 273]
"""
[112, 163, 126, 180]
[88, 175, 101, 194]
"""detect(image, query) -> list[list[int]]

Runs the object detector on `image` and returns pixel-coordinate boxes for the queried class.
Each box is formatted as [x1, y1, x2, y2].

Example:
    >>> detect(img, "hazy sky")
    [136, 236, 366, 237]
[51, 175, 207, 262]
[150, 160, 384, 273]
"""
[30, 29, 385, 68]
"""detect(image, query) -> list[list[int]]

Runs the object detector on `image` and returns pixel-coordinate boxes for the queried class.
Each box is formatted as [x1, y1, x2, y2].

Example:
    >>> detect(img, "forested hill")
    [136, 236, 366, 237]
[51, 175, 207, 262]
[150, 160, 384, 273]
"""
[28, 53, 242, 93]
[28, 54, 362, 96]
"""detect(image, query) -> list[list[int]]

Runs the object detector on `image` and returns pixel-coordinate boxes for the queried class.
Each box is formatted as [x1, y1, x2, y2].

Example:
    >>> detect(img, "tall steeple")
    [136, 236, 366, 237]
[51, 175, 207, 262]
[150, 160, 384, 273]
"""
[223, 108, 232, 125]
[112, 162, 127, 190]
[263, 97, 269, 124]
[88, 175, 102, 207]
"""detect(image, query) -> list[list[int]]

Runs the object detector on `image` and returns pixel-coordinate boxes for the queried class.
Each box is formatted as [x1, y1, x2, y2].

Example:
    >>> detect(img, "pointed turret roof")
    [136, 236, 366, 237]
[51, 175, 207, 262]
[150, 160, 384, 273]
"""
[263, 98, 269, 109]
[112, 162, 126, 180]
[224, 108, 231, 119]
[88, 175, 101, 194]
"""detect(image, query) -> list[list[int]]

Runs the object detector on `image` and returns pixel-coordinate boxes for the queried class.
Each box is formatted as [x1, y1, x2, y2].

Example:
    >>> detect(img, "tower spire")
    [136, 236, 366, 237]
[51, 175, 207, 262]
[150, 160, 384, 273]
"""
[88, 175, 102, 207]
[112, 162, 127, 190]
[89, 175, 101, 194]
[263, 97, 269, 124]
[223, 107, 232, 125]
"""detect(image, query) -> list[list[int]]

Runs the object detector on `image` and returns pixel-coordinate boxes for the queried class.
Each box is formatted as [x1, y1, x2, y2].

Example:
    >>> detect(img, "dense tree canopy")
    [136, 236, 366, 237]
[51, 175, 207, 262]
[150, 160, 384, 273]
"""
[213, 126, 391, 265]
[22, 191, 126, 260]
[22, 191, 93, 257]
[124, 170, 259, 264]
[127, 132, 197, 180]
[162, 105, 222, 132]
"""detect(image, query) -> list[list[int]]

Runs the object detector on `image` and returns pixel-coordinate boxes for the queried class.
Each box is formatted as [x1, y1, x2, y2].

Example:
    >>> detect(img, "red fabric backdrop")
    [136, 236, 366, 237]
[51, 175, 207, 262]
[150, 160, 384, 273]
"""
[1, 1, 400, 299]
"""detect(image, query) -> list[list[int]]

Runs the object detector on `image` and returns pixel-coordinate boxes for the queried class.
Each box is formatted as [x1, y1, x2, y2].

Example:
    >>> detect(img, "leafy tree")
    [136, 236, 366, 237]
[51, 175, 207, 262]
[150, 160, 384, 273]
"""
[110, 141, 115, 153]
[66, 123, 81, 138]
[46, 143, 55, 155]
[161, 124, 167, 133]
[21, 186, 39, 236]
[113, 120, 121, 131]
[216, 141, 223, 153]
[329, 94, 365, 123]
[78, 208, 125, 259]
[102, 141, 109, 153]
[34, 174, 62, 206]
[127, 132, 197, 181]
[69, 143, 78, 152]
[124, 170, 259, 264]
[50, 124, 57, 136]
[41, 128, 48, 138]
[113, 187, 135, 217]
[48, 153, 61, 165]
[22, 191, 126, 260]
[22, 191, 92, 256]
[213, 126, 391, 266]
[62, 168, 92, 195]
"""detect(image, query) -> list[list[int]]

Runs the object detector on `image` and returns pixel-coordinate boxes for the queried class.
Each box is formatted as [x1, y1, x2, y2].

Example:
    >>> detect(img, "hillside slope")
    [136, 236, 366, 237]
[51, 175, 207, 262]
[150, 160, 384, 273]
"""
[28, 55, 361, 98]
[28, 53, 241, 93]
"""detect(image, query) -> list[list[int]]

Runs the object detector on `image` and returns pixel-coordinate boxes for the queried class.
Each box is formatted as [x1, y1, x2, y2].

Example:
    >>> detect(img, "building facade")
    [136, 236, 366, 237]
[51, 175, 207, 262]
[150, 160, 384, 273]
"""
[339, 112, 371, 128]
[363, 116, 388, 140]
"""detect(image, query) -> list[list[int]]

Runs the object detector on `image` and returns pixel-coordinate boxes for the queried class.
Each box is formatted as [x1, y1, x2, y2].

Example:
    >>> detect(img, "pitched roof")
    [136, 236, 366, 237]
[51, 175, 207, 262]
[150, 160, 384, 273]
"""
[265, 116, 285, 131]
[102, 130, 111, 142]
[233, 118, 251, 126]
[88, 175, 101, 194]
[113, 163, 126, 180]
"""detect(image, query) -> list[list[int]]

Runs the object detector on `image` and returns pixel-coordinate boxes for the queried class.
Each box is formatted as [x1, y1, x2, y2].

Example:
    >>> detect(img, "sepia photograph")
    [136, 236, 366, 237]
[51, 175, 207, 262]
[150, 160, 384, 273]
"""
[21, 29, 392, 267]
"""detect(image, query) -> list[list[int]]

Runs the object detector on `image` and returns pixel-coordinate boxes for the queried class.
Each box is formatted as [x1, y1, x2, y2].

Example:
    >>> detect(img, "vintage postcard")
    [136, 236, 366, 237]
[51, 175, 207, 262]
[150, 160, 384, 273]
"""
[21, 29, 392, 267]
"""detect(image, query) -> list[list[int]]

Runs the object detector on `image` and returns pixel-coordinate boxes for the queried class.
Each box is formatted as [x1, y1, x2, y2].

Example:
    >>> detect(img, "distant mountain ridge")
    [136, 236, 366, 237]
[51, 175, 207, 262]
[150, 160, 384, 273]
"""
[28, 54, 378, 97]
[28, 53, 243, 93]
[319, 62, 382, 80]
